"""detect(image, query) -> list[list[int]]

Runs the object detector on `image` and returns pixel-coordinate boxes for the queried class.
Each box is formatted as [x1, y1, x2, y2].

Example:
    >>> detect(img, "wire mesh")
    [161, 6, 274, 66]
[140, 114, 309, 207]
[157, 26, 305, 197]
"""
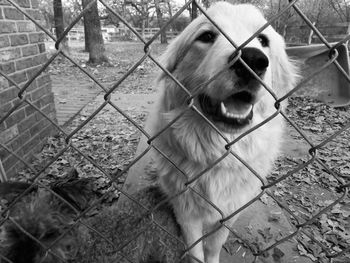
[0, 0, 349, 262]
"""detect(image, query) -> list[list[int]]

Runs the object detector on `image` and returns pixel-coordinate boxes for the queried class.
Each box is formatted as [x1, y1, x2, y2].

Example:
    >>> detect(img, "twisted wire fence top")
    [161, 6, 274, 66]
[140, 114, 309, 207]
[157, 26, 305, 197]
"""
[0, 0, 349, 262]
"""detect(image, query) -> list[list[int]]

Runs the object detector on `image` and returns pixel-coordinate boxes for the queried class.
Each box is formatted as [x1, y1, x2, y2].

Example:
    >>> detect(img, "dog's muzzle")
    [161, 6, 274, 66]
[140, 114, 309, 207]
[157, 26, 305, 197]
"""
[198, 47, 269, 130]
[199, 91, 255, 128]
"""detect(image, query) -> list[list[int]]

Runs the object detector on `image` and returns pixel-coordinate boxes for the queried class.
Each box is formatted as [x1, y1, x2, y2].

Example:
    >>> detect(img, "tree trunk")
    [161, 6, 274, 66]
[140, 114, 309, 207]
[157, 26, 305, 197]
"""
[167, 1, 175, 31]
[83, 17, 90, 52]
[53, 0, 69, 52]
[154, 0, 167, 44]
[191, 1, 198, 20]
[81, 0, 90, 53]
[167, 1, 173, 18]
[82, 0, 109, 64]
[142, 19, 146, 38]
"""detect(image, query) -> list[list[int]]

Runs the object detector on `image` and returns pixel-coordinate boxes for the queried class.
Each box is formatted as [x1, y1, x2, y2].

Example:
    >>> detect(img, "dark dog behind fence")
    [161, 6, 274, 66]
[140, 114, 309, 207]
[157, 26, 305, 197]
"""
[0, 0, 349, 262]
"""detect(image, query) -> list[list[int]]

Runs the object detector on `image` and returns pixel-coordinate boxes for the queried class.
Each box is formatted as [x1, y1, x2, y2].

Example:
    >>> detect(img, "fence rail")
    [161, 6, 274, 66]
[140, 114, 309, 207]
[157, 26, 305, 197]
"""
[53, 26, 180, 42]
[285, 22, 350, 44]
[0, 0, 349, 262]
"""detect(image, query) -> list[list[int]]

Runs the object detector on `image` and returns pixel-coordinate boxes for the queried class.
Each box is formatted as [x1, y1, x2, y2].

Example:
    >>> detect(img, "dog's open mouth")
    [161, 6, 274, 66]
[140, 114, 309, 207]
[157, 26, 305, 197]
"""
[198, 91, 255, 128]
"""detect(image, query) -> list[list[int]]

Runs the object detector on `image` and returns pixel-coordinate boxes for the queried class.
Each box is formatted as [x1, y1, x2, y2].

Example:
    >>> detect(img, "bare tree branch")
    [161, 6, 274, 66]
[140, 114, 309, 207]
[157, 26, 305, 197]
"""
[329, 0, 347, 21]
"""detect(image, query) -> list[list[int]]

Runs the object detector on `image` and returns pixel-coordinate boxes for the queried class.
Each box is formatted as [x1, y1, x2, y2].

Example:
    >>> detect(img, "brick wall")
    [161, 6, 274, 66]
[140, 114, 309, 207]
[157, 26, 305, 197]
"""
[0, 0, 57, 177]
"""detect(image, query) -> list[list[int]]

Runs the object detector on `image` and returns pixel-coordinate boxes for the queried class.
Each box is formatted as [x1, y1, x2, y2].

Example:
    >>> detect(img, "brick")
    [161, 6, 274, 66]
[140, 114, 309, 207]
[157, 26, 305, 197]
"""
[29, 118, 49, 136]
[39, 123, 55, 138]
[3, 154, 18, 171]
[0, 103, 12, 119]
[48, 112, 57, 124]
[31, 0, 39, 8]
[0, 125, 19, 144]
[17, 21, 36, 32]
[0, 87, 18, 105]
[6, 166, 19, 179]
[26, 9, 42, 20]
[0, 76, 9, 91]
[0, 47, 21, 62]
[0, 103, 12, 127]
[8, 70, 27, 86]
[30, 94, 53, 115]
[32, 53, 47, 66]
[15, 57, 33, 71]
[29, 32, 45, 43]
[31, 84, 48, 101]
[0, 0, 10, 5]
[16, 0, 31, 8]
[42, 112, 57, 126]
[0, 21, 17, 34]
[24, 100, 40, 116]
[10, 34, 29, 46]
[35, 74, 51, 88]
[9, 130, 30, 153]
[43, 112, 56, 126]
[3, 7, 24, 20]
[0, 0, 30, 7]
[9, 130, 31, 155]
[38, 43, 45, 53]
[0, 62, 15, 74]
[25, 143, 42, 159]
[0, 8, 3, 19]
[0, 147, 8, 160]
[49, 103, 56, 112]
[22, 44, 39, 57]
[18, 113, 36, 133]
[40, 103, 51, 115]
[34, 23, 47, 32]
[4, 108, 25, 128]
[40, 92, 55, 106]
[35, 108, 44, 121]
[21, 132, 40, 154]
[0, 35, 10, 48]
[0, 123, 5, 133]
[10, 97, 27, 112]
[13, 96, 25, 109]
[26, 65, 41, 79]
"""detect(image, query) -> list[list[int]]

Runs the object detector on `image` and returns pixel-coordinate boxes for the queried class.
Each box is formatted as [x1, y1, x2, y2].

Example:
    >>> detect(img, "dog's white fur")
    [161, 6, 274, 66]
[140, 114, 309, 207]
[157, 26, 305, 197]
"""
[152, 2, 298, 263]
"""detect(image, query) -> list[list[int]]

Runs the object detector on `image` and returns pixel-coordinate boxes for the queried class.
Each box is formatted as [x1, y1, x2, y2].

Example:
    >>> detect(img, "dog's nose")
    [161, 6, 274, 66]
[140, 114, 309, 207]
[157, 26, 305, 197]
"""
[229, 47, 269, 80]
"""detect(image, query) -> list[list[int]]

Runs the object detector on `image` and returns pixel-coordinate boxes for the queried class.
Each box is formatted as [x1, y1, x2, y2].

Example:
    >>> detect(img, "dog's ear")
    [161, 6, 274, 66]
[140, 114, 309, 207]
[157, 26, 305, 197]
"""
[159, 37, 188, 76]
[159, 38, 181, 74]
[158, 20, 200, 78]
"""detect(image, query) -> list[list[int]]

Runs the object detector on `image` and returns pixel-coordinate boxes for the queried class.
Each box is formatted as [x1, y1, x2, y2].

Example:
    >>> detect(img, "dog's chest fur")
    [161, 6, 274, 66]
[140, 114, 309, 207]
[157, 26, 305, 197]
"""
[158, 159, 262, 223]
[155, 111, 283, 223]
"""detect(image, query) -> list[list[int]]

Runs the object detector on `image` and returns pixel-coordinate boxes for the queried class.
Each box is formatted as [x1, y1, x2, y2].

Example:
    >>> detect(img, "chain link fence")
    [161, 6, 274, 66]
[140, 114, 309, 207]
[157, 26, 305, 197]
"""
[0, 0, 349, 262]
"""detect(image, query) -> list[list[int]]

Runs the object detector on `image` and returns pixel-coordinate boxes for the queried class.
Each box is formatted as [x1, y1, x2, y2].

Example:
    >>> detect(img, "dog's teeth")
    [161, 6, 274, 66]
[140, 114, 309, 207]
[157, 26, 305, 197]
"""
[220, 102, 227, 115]
[220, 103, 253, 119]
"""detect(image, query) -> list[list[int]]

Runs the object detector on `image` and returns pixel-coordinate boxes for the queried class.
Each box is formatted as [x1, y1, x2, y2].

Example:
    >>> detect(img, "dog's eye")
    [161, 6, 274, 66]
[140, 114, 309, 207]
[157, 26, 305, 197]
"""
[257, 34, 269, 47]
[196, 31, 217, 43]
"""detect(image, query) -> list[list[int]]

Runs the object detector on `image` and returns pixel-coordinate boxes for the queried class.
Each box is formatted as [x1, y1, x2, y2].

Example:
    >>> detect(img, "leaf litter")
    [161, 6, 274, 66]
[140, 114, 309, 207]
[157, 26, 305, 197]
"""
[268, 97, 350, 262]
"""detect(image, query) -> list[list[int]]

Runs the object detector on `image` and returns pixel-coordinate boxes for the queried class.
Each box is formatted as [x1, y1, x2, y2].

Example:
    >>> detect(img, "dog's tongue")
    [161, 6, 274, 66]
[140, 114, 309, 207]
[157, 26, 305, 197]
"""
[221, 97, 253, 118]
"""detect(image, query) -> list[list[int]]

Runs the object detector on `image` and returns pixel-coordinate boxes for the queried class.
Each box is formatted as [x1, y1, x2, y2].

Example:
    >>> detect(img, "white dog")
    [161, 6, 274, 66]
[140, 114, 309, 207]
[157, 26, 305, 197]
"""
[152, 2, 298, 263]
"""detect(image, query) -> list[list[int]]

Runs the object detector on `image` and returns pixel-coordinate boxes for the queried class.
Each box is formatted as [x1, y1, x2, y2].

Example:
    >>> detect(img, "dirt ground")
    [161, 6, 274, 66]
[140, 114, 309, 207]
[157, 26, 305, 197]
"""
[22, 41, 350, 262]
